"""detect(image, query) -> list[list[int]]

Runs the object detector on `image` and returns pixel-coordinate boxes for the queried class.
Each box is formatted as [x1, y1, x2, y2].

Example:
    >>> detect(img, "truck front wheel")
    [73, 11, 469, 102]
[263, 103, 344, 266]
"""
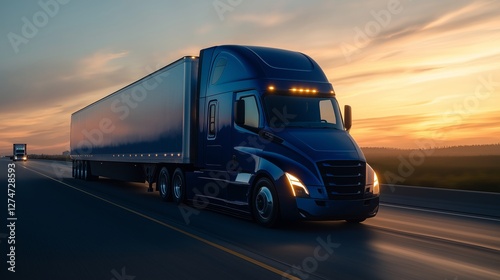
[158, 167, 171, 201]
[252, 177, 279, 227]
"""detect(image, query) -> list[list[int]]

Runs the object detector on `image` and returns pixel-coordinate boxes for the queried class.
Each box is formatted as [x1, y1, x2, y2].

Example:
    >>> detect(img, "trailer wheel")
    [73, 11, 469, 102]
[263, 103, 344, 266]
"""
[82, 161, 88, 180]
[252, 177, 279, 227]
[158, 167, 171, 201]
[172, 168, 185, 204]
[77, 161, 82, 179]
[80, 161, 84, 180]
[76, 161, 82, 179]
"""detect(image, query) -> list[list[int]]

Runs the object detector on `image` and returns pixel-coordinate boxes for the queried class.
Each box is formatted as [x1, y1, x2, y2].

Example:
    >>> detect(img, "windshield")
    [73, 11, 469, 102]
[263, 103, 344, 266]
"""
[264, 95, 344, 129]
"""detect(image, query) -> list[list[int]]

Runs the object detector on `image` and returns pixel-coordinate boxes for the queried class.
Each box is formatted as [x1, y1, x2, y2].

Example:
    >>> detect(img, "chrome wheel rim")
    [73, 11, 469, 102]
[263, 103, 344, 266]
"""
[255, 187, 273, 220]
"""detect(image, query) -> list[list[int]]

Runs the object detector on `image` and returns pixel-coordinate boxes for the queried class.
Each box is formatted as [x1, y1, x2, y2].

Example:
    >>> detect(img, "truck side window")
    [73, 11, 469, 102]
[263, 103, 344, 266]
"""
[240, 96, 260, 128]
[211, 58, 227, 84]
[208, 102, 217, 138]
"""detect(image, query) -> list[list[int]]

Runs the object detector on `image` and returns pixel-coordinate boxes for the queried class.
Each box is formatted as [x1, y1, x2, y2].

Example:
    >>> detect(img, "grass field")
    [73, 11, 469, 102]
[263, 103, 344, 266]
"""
[364, 153, 500, 193]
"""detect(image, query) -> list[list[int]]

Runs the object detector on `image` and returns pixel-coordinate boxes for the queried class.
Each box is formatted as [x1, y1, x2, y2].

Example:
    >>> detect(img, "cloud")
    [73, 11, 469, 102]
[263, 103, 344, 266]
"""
[74, 50, 129, 78]
[334, 0, 500, 66]
[231, 13, 295, 27]
[0, 50, 134, 115]
[332, 66, 441, 86]
[0, 106, 70, 154]
[0, 50, 136, 154]
[420, 1, 499, 33]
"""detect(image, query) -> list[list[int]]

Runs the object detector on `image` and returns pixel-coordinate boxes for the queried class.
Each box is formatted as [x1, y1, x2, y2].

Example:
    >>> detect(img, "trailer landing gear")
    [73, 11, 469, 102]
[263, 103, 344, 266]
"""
[143, 164, 157, 192]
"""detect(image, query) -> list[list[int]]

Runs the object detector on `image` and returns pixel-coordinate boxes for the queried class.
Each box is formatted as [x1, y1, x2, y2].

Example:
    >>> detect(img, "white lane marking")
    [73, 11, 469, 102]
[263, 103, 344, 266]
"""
[380, 203, 500, 222]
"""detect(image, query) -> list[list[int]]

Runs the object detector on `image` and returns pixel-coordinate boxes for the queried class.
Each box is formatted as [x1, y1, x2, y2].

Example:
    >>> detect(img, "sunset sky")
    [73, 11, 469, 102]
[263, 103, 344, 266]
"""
[1, 0, 499, 155]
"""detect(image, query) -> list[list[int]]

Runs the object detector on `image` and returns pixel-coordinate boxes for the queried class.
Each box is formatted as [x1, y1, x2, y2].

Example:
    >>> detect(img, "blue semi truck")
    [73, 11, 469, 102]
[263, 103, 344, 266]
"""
[70, 45, 379, 226]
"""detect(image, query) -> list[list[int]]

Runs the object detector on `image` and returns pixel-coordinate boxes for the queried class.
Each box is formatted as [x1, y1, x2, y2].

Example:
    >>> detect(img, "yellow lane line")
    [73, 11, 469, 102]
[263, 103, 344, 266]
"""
[23, 166, 299, 280]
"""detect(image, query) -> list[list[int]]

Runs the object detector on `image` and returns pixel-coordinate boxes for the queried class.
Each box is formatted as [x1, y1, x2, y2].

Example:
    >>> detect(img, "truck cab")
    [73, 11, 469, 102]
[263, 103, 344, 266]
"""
[13, 144, 27, 161]
[192, 45, 379, 226]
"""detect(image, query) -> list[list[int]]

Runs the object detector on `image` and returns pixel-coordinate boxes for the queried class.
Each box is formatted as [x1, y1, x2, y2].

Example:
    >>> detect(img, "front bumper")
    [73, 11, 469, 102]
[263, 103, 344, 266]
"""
[295, 196, 379, 221]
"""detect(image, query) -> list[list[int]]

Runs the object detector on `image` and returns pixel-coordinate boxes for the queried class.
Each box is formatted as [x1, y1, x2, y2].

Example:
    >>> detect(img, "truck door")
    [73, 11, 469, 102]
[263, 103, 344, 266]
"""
[201, 94, 234, 205]
[205, 100, 220, 166]
[204, 98, 233, 167]
[227, 91, 263, 210]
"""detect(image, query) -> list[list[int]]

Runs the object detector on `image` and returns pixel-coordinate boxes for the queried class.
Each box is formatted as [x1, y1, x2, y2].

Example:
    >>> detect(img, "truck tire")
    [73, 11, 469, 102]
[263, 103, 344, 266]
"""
[172, 168, 185, 204]
[76, 161, 82, 179]
[158, 167, 171, 201]
[82, 161, 88, 180]
[252, 177, 279, 227]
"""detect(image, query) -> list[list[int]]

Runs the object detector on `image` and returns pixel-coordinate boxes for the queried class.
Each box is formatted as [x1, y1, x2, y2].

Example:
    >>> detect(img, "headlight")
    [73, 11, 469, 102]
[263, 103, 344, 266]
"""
[373, 172, 380, 195]
[366, 164, 380, 195]
[285, 173, 309, 197]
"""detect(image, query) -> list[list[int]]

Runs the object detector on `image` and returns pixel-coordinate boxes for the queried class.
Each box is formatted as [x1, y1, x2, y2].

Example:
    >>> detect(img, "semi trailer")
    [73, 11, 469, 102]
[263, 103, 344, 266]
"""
[13, 143, 27, 161]
[70, 45, 379, 226]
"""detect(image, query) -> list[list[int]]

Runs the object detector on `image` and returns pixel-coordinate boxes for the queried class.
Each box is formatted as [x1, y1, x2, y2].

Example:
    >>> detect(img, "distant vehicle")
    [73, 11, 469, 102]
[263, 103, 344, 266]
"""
[13, 143, 27, 161]
[70, 45, 379, 226]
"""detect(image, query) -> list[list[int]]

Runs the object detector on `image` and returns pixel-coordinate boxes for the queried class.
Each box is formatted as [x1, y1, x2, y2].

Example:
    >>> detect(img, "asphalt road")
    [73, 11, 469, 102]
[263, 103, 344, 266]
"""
[1, 159, 499, 280]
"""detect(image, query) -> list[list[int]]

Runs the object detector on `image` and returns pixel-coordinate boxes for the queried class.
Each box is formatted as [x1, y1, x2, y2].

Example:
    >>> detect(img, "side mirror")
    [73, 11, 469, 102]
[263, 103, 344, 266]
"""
[344, 105, 352, 132]
[235, 99, 245, 125]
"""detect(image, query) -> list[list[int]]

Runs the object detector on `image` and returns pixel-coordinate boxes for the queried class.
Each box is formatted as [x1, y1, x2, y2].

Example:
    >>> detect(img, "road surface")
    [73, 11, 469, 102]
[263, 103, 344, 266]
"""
[1, 159, 499, 279]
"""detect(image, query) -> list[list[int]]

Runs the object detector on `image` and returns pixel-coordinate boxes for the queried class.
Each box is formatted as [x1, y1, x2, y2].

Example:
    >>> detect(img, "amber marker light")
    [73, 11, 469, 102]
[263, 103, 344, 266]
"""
[289, 87, 318, 94]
